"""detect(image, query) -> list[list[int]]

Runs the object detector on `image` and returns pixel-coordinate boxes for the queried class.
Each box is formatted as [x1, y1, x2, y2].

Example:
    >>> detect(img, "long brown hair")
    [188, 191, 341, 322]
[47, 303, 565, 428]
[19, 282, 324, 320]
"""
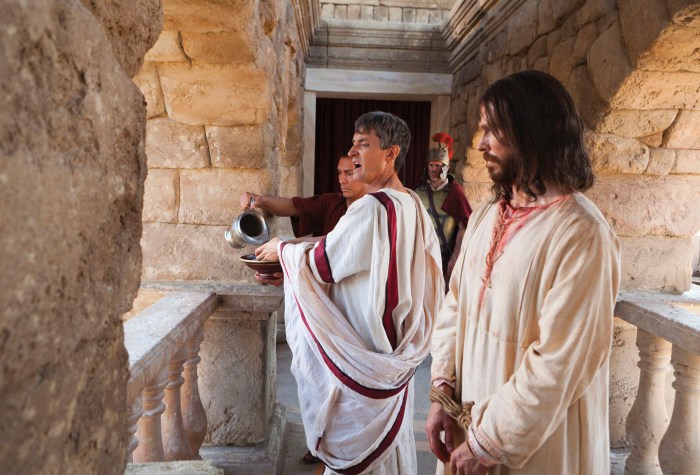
[479, 70, 594, 202]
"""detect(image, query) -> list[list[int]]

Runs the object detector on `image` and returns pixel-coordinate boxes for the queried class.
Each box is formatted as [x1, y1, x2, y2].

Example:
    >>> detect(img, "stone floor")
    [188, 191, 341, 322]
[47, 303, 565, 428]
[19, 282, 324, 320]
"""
[275, 341, 631, 475]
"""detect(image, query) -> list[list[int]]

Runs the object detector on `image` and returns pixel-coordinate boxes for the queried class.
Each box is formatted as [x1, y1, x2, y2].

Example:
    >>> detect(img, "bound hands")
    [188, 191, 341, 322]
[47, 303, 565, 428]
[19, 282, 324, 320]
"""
[426, 385, 490, 475]
[448, 442, 490, 475]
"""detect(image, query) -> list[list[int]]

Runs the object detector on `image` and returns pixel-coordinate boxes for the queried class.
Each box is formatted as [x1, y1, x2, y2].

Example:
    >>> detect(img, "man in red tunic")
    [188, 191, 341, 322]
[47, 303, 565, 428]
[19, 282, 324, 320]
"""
[240, 155, 367, 238]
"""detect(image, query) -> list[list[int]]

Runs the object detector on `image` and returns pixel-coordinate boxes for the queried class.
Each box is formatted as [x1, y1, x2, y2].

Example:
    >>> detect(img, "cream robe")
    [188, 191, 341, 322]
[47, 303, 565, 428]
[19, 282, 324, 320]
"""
[431, 193, 620, 474]
[280, 189, 443, 475]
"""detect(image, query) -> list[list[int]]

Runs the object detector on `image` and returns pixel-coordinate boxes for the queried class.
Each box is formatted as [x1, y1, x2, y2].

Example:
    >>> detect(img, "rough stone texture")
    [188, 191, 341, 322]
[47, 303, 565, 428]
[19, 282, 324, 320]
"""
[143, 169, 178, 223]
[586, 132, 650, 174]
[567, 64, 607, 127]
[0, 0, 156, 472]
[126, 461, 223, 474]
[537, 0, 585, 36]
[79, 0, 163, 77]
[633, 23, 700, 72]
[158, 63, 272, 126]
[507, 1, 538, 54]
[137, 0, 306, 289]
[549, 36, 576, 85]
[665, 109, 700, 149]
[141, 223, 251, 281]
[609, 318, 640, 447]
[163, 0, 256, 33]
[672, 149, 700, 174]
[611, 70, 700, 110]
[181, 31, 256, 64]
[144, 30, 188, 63]
[146, 118, 210, 169]
[205, 125, 269, 169]
[645, 148, 677, 175]
[587, 176, 700, 237]
[133, 62, 166, 119]
[199, 311, 277, 445]
[617, 0, 670, 68]
[179, 169, 273, 225]
[619, 236, 693, 292]
[595, 109, 678, 138]
[575, 0, 616, 28]
[588, 21, 633, 102]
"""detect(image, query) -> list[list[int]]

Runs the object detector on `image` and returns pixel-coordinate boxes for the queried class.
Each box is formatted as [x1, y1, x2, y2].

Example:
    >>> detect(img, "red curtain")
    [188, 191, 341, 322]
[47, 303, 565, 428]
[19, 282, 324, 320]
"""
[314, 98, 432, 195]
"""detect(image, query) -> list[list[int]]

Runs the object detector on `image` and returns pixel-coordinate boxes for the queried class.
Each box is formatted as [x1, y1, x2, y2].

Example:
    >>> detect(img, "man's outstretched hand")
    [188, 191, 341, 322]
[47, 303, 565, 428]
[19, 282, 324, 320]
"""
[255, 237, 281, 262]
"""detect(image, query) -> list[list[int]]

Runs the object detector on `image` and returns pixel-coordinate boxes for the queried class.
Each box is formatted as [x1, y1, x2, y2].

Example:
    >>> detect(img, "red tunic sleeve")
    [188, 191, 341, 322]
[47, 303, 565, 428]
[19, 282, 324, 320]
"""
[290, 193, 347, 237]
[441, 182, 472, 226]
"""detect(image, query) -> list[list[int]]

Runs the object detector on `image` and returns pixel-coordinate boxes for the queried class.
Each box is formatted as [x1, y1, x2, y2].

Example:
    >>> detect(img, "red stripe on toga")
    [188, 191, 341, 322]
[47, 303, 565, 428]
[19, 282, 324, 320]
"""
[313, 237, 335, 283]
[279, 242, 411, 400]
[369, 192, 399, 350]
[334, 386, 409, 475]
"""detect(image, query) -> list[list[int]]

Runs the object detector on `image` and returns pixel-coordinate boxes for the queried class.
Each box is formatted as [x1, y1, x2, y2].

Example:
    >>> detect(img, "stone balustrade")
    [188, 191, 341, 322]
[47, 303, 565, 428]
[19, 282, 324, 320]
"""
[124, 292, 220, 462]
[615, 287, 700, 475]
[124, 281, 285, 472]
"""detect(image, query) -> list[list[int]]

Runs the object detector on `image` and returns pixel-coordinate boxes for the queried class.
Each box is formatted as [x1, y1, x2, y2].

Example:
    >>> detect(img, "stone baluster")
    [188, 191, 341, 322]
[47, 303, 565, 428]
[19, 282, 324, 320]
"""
[658, 346, 700, 474]
[127, 395, 143, 463]
[133, 366, 168, 462]
[182, 328, 207, 459]
[625, 330, 671, 475]
[162, 346, 193, 460]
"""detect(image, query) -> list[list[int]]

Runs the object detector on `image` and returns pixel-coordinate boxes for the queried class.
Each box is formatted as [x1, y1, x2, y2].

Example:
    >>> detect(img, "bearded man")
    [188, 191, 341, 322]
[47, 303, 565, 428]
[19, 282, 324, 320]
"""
[256, 111, 443, 474]
[426, 70, 621, 475]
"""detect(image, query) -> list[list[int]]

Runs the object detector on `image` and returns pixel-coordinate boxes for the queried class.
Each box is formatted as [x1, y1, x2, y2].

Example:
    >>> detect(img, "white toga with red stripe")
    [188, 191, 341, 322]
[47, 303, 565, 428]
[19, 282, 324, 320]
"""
[279, 189, 443, 474]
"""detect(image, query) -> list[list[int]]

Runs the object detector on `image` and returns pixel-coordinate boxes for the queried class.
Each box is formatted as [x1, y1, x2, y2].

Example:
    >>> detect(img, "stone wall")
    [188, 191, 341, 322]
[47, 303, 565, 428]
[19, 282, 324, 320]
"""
[310, 0, 452, 71]
[320, 0, 453, 23]
[136, 0, 307, 282]
[446, 0, 700, 447]
[0, 0, 160, 473]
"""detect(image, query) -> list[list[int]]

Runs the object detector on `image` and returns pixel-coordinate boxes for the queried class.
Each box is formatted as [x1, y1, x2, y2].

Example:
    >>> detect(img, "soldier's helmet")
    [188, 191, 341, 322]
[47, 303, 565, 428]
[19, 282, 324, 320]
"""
[427, 132, 454, 167]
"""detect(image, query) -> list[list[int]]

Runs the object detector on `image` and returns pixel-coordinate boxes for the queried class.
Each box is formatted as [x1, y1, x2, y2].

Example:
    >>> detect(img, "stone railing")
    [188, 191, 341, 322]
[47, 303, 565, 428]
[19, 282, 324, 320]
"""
[124, 292, 220, 462]
[615, 287, 700, 474]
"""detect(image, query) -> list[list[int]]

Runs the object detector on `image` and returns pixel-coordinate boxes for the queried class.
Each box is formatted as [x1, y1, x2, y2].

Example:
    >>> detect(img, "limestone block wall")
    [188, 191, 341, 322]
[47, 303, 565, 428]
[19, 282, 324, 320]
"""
[319, 0, 454, 23]
[445, 0, 700, 446]
[310, 0, 453, 71]
[0, 0, 160, 473]
[135, 0, 307, 282]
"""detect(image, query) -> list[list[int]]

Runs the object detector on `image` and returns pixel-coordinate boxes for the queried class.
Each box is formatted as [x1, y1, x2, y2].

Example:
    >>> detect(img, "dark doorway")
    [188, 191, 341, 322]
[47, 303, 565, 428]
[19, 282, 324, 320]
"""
[314, 98, 431, 195]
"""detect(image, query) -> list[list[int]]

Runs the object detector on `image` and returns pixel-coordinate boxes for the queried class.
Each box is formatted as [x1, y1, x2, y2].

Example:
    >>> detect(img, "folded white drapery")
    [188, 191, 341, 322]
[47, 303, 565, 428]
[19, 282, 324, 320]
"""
[279, 189, 443, 474]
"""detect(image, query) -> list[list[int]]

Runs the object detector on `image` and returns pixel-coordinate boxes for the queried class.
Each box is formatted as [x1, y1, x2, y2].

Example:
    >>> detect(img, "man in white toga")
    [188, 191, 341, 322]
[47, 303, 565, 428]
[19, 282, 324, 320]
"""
[256, 111, 443, 474]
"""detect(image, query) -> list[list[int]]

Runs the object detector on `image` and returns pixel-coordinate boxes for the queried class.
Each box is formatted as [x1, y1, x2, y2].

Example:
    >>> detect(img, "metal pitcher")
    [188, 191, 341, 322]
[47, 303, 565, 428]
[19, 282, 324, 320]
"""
[224, 209, 270, 248]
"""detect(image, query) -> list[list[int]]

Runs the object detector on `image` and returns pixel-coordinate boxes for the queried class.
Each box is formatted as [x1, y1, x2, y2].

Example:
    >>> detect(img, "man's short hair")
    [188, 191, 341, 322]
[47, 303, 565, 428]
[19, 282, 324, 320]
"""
[354, 111, 411, 172]
[479, 70, 594, 201]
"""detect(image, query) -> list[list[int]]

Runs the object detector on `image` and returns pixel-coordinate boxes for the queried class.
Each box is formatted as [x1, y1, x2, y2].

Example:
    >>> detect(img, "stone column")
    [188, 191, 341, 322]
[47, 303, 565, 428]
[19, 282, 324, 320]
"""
[659, 346, 700, 474]
[162, 347, 192, 461]
[133, 367, 168, 462]
[182, 328, 207, 458]
[127, 395, 143, 463]
[198, 293, 281, 445]
[625, 330, 671, 475]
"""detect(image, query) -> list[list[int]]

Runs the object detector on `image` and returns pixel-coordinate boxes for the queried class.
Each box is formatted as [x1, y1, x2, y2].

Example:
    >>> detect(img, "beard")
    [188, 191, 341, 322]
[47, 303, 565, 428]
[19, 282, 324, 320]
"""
[484, 152, 517, 187]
